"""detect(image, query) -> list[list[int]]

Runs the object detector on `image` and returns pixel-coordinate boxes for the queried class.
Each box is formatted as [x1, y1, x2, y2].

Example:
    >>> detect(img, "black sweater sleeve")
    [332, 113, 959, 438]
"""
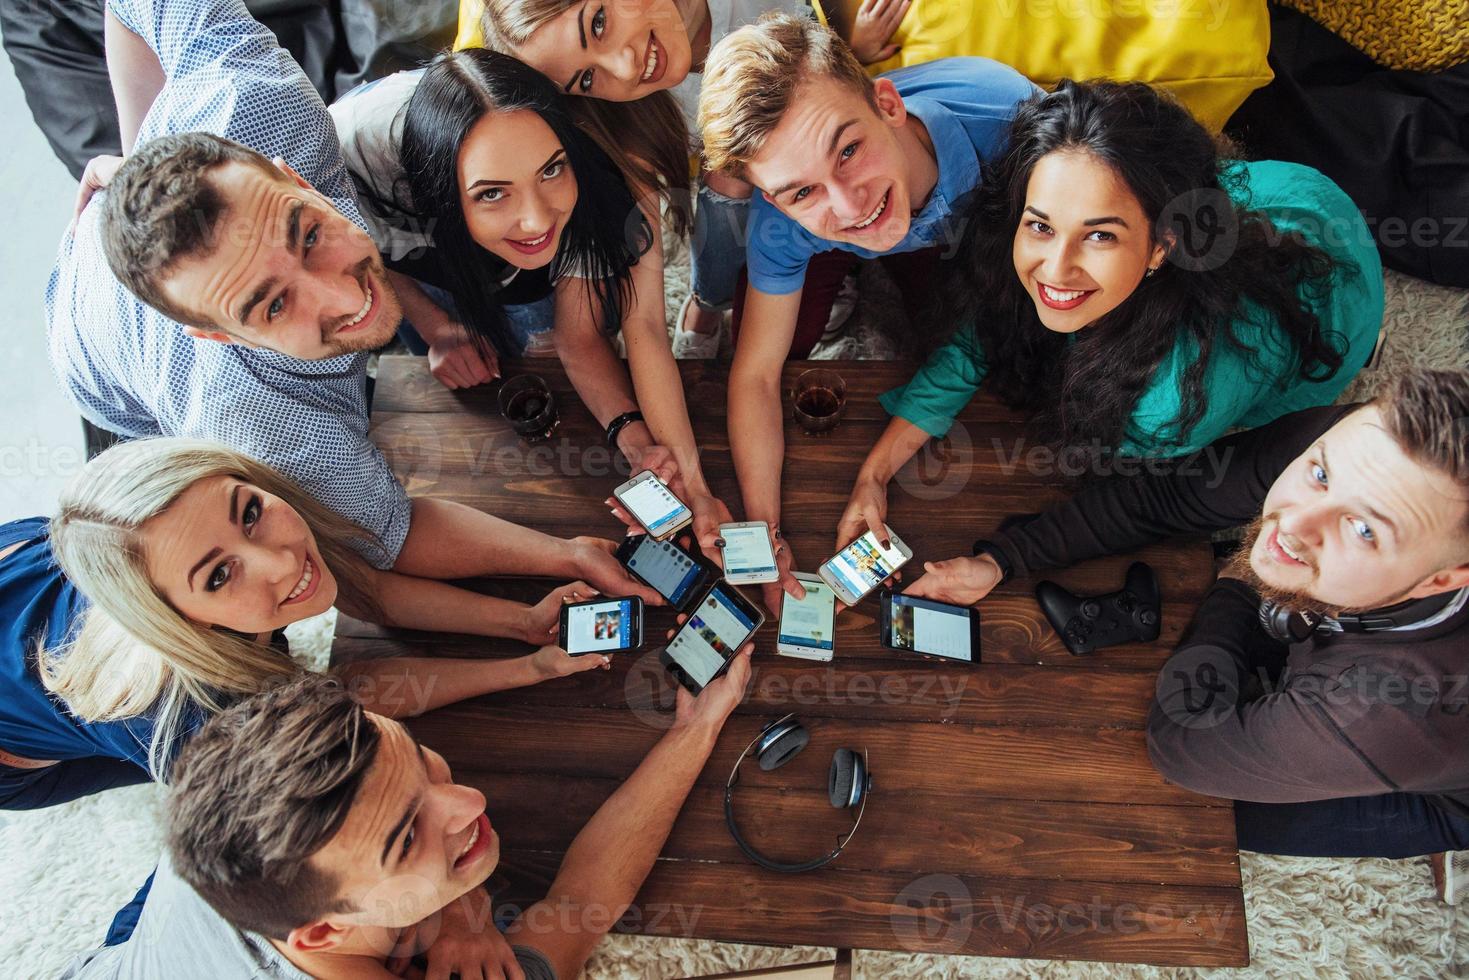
[990, 405, 1359, 578]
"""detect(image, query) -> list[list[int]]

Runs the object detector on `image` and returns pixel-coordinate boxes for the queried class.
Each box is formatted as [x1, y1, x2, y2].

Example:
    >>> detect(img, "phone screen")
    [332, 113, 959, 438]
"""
[887, 594, 973, 662]
[779, 579, 835, 653]
[619, 476, 690, 537]
[824, 531, 908, 601]
[564, 598, 636, 654]
[666, 584, 758, 687]
[625, 536, 705, 607]
[721, 525, 777, 579]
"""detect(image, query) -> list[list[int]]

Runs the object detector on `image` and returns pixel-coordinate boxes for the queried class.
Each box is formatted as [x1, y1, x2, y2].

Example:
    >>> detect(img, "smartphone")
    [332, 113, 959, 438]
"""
[614, 533, 719, 614]
[612, 470, 693, 540]
[559, 596, 643, 655]
[777, 573, 836, 661]
[879, 591, 980, 663]
[660, 582, 765, 694]
[717, 521, 779, 585]
[818, 525, 914, 607]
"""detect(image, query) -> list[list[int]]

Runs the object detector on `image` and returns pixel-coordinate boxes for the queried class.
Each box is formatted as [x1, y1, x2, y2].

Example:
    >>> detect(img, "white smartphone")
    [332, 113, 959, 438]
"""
[612, 470, 693, 540]
[777, 573, 836, 661]
[817, 525, 914, 607]
[717, 521, 780, 585]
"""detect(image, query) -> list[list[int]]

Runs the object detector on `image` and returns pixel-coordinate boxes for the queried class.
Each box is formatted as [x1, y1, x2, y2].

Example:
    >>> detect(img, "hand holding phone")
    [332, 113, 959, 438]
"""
[612, 471, 693, 540]
[879, 591, 980, 663]
[777, 573, 836, 661]
[818, 525, 913, 607]
[614, 533, 719, 614]
[558, 597, 644, 654]
[717, 521, 780, 584]
[661, 582, 765, 694]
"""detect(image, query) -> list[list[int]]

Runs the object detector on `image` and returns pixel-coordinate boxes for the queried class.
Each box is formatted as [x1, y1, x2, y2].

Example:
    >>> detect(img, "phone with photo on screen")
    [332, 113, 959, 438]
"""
[777, 573, 836, 661]
[817, 525, 913, 607]
[614, 533, 719, 614]
[660, 582, 765, 694]
[612, 470, 693, 540]
[878, 591, 980, 664]
[717, 521, 779, 584]
[558, 597, 644, 655]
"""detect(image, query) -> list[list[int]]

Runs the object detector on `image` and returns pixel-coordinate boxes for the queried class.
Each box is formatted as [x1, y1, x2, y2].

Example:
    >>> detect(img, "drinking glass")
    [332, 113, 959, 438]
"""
[498, 374, 559, 443]
[792, 368, 847, 436]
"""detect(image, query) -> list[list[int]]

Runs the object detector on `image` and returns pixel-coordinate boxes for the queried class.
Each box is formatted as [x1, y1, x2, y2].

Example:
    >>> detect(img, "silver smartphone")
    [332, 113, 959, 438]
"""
[777, 573, 836, 661]
[612, 470, 693, 540]
[817, 525, 914, 607]
[717, 521, 780, 585]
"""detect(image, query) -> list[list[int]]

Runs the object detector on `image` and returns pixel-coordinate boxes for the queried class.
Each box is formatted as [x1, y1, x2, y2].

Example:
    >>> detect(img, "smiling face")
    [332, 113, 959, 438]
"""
[141, 475, 338, 635]
[514, 0, 693, 101]
[457, 110, 578, 271]
[746, 76, 924, 252]
[1011, 149, 1166, 335]
[303, 714, 498, 933]
[1245, 407, 1469, 612]
[159, 161, 402, 359]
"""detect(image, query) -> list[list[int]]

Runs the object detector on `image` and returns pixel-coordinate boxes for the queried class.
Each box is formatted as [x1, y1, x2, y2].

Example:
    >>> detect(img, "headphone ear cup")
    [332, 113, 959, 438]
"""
[758, 723, 810, 772]
[829, 748, 859, 808]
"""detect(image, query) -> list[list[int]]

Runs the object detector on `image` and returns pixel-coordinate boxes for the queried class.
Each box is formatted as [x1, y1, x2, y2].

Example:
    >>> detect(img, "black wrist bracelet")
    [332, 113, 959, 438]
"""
[605, 410, 644, 448]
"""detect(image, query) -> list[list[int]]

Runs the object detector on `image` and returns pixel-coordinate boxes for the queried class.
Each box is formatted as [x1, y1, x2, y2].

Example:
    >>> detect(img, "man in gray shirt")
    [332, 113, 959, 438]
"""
[63, 651, 752, 979]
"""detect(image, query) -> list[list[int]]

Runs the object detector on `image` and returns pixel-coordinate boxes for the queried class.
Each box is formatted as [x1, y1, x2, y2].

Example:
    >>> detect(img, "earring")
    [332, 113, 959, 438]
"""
[1145, 266, 1157, 278]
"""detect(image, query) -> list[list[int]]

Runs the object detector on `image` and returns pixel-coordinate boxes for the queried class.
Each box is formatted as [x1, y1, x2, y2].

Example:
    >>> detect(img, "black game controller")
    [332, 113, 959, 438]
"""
[1035, 562, 1162, 655]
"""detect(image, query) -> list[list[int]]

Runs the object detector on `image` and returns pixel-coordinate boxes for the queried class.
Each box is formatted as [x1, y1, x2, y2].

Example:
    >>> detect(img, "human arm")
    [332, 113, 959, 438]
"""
[504, 647, 753, 977]
[1145, 578, 1396, 802]
[393, 498, 662, 605]
[386, 269, 500, 390]
[103, 6, 165, 151]
[728, 285, 807, 614]
[348, 572, 596, 645]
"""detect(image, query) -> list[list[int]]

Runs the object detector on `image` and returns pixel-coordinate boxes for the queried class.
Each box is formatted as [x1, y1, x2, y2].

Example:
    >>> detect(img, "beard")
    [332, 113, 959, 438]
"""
[320, 254, 402, 357]
[1226, 513, 1416, 617]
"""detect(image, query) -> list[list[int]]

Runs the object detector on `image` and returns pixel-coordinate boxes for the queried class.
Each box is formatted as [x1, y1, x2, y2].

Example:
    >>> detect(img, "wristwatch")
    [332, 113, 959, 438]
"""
[605, 410, 645, 448]
[971, 539, 1013, 584]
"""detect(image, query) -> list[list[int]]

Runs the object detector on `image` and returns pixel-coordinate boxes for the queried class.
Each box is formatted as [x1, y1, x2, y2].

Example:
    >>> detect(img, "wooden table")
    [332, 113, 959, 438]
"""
[333, 355, 1249, 968]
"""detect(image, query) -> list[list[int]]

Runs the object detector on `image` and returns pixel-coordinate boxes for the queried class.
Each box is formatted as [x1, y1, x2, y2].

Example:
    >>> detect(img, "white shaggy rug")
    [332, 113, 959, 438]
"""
[4, 238, 1467, 977]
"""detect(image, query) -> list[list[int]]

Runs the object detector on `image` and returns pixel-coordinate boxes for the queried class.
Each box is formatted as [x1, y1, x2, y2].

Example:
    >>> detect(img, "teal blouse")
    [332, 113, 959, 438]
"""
[879, 161, 1385, 457]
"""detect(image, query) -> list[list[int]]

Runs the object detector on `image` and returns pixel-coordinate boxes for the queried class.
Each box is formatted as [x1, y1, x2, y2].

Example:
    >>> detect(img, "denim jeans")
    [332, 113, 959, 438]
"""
[398, 281, 556, 357]
[690, 180, 751, 312]
[1235, 793, 1469, 859]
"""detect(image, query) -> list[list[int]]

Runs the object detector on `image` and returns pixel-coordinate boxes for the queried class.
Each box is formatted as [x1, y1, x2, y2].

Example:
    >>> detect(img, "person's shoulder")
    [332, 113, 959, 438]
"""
[887, 57, 1035, 98]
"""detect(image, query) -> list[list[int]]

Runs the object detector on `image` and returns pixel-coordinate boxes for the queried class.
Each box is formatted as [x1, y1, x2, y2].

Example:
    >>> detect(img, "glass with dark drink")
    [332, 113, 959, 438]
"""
[498, 374, 559, 443]
[792, 368, 846, 435]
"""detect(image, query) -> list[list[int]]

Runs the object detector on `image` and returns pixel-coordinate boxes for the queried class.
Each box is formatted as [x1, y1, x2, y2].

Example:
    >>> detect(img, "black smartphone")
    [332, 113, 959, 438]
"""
[660, 582, 765, 694]
[614, 533, 719, 615]
[558, 597, 644, 655]
[878, 590, 981, 664]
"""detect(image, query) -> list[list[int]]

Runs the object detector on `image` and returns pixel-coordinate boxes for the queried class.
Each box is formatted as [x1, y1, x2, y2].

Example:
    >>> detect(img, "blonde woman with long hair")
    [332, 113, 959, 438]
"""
[0, 438, 607, 810]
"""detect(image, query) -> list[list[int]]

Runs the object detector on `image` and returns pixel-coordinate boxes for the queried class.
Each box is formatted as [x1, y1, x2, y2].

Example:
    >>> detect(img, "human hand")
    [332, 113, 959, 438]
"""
[835, 475, 890, 558]
[759, 528, 805, 620]
[667, 626, 753, 732]
[391, 888, 525, 980]
[520, 581, 597, 645]
[689, 490, 735, 563]
[904, 554, 1004, 606]
[531, 643, 611, 680]
[427, 321, 500, 390]
[69, 154, 125, 233]
[621, 441, 680, 488]
[571, 536, 663, 605]
[848, 0, 910, 64]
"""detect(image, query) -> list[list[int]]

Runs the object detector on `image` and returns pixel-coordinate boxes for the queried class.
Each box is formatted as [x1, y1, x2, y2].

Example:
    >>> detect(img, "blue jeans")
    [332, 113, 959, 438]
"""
[1235, 793, 1469, 859]
[689, 180, 751, 312]
[398, 281, 556, 357]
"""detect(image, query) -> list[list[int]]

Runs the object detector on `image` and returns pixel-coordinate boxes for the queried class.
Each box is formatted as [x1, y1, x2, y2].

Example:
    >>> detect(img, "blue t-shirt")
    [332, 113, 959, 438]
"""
[745, 57, 1038, 295]
[0, 519, 199, 769]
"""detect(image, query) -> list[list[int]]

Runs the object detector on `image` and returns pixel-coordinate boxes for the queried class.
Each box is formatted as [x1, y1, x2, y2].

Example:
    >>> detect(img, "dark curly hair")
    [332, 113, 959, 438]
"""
[937, 79, 1349, 454]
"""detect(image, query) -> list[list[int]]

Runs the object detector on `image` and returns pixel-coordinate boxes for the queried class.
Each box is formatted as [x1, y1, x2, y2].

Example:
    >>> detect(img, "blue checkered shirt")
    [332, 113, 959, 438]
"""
[46, 0, 411, 568]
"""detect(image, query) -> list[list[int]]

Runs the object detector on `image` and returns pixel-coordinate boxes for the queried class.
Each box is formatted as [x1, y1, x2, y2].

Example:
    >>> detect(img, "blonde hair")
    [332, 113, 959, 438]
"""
[699, 13, 876, 177]
[43, 438, 380, 778]
[478, 0, 692, 236]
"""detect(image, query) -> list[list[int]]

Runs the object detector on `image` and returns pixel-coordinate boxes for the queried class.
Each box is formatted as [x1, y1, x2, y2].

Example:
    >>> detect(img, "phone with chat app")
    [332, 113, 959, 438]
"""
[878, 591, 980, 664]
[614, 533, 719, 615]
[717, 521, 780, 585]
[660, 582, 765, 694]
[818, 525, 913, 607]
[612, 470, 693, 540]
[777, 573, 836, 661]
[559, 597, 643, 655]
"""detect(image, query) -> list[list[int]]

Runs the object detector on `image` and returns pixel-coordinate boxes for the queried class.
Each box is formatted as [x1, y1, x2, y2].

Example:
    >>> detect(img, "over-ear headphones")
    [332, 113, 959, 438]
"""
[723, 714, 872, 874]
[1258, 590, 1463, 644]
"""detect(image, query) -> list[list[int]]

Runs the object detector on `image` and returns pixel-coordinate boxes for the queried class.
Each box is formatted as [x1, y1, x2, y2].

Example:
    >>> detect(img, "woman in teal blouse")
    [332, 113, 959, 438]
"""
[837, 79, 1383, 550]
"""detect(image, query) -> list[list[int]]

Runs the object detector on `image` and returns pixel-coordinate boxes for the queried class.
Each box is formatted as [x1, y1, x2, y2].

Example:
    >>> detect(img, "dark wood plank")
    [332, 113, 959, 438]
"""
[459, 772, 1239, 887]
[486, 852, 1249, 967]
[405, 706, 1225, 808]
